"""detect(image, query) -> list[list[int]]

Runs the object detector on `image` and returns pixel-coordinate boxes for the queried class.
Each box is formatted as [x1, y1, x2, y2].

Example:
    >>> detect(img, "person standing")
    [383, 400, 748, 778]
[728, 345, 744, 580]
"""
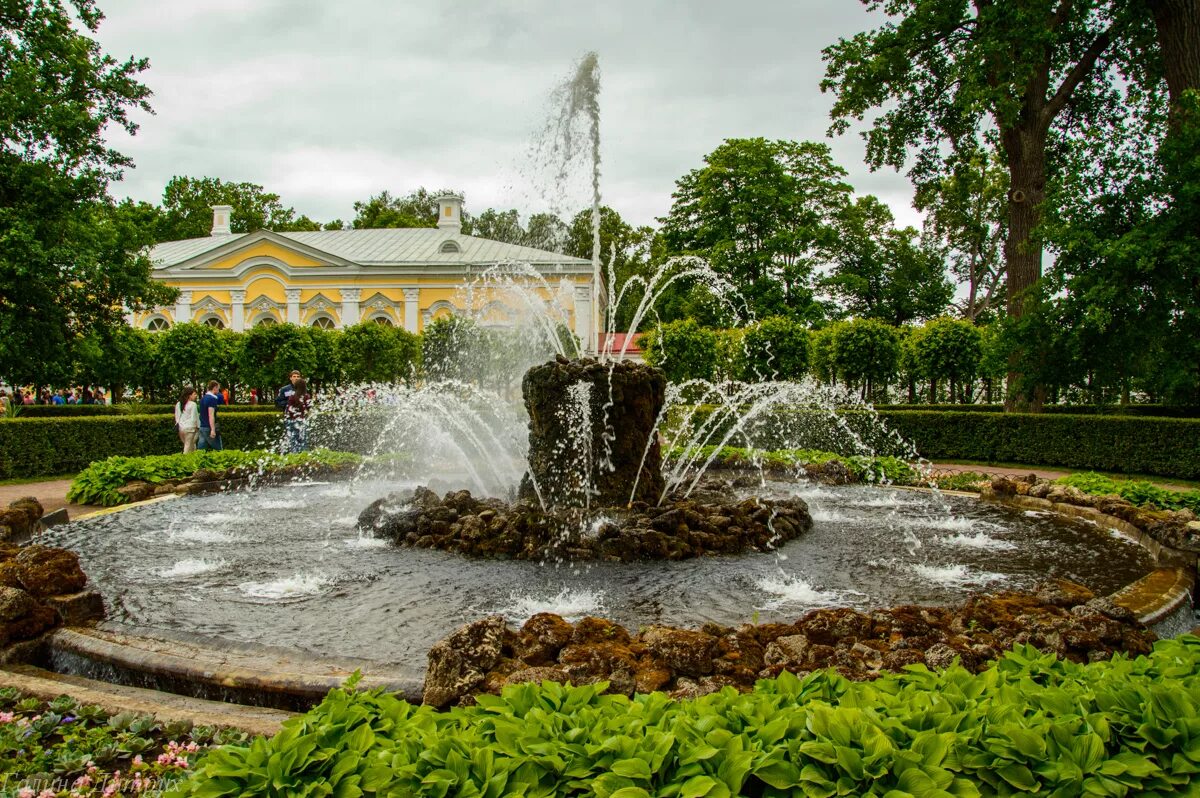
[285, 378, 312, 453]
[175, 387, 200, 453]
[275, 370, 301, 410]
[198, 381, 224, 451]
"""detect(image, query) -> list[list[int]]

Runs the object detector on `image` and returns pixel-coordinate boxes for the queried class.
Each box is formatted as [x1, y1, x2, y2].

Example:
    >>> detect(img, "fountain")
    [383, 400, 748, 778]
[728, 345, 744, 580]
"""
[11, 53, 1182, 711]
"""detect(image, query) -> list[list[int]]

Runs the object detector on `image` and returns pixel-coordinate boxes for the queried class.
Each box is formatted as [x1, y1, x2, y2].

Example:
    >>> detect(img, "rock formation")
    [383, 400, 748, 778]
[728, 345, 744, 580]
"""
[520, 356, 666, 508]
[421, 581, 1156, 706]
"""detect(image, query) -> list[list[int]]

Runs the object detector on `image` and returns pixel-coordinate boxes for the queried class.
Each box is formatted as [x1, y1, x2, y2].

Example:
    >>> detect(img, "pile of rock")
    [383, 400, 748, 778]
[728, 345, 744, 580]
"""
[0, 543, 103, 657]
[0, 496, 46, 542]
[358, 486, 812, 562]
[987, 475, 1200, 552]
[421, 580, 1154, 707]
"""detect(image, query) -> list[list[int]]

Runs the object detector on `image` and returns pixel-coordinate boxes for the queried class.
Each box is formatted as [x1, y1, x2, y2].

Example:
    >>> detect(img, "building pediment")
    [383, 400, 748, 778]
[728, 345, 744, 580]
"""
[163, 230, 356, 274]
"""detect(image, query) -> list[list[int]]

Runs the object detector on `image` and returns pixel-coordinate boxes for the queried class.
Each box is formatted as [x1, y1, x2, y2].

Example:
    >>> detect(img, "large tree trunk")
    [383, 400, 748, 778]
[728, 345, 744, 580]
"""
[1149, 0, 1200, 119]
[1002, 126, 1048, 412]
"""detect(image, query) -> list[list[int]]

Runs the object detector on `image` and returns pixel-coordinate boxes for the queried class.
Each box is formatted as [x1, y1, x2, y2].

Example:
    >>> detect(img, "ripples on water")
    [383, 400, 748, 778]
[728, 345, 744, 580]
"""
[40, 478, 1154, 670]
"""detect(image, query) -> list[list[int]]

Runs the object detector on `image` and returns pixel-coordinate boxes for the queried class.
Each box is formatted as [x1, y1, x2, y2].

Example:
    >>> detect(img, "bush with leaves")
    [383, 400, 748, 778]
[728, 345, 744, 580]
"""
[235, 323, 317, 395]
[911, 316, 984, 403]
[338, 322, 420, 384]
[642, 318, 719, 383]
[831, 317, 900, 399]
[740, 316, 811, 381]
[173, 638, 1200, 797]
[421, 316, 486, 382]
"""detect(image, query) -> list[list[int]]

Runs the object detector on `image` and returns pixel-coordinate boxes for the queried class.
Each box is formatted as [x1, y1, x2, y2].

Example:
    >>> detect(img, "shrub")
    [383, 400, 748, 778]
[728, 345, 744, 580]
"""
[338, 322, 420, 384]
[642, 318, 719, 383]
[68, 449, 362, 506]
[910, 316, 983, 403]
[740, 316, 810, 381]
[831, 318, 899, 397]
[422, 316, 486, 382]
[235, 322, 317, 393]
[1055, 472, 1200, 513]
[0, 413, 282, 479]
[172, 638, 1200, 797]
[880, 411, 1200, 480]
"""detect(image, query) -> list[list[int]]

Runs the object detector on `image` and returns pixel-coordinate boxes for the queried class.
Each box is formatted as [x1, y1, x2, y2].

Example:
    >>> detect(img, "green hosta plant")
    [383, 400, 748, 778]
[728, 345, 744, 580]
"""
[67, 449, 362, 506]
[173, 637, 1200, 797]
[1056, 472, 1200, 513]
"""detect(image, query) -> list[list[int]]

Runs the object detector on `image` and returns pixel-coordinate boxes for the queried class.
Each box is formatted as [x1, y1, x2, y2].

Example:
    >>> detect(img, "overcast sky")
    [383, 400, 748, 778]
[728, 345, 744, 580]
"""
[96, 0, 918, 231]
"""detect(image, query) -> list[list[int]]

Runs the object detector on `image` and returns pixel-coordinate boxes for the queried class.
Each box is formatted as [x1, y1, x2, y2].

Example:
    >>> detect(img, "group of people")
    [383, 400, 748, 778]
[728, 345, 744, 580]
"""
[171, 371, 312, 455]
[0, 385, 109, 409]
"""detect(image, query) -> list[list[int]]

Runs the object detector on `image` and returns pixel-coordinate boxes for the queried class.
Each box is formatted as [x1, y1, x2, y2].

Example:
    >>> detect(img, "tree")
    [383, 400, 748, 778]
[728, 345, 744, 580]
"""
[156, 176, 321, 241]
[916, 150, 1008, 321]
[73, 325, 155, 401]
[352, 188, 462, 230]
[642, 319, 719, 383]
[740, 317, 811, 381]
[822, 195, 953, 325]
[0, 0, 174, 385]
[236, 323, 317, 395]
[470, 209, 526, 244]
[338, 322, 420, 384]
[661, 138, 852, 322]
[305, 325, 343, 389]
[153, 323, 224, 394]
[831, 318, 901, 401]
[823, 1, 1150, 408]
[911, 317, 984, 403]
[422, 316, 485, 382]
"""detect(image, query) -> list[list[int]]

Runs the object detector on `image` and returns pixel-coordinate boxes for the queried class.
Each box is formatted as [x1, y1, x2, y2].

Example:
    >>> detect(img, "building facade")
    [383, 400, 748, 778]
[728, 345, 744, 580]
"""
[135, 194, 598, 344]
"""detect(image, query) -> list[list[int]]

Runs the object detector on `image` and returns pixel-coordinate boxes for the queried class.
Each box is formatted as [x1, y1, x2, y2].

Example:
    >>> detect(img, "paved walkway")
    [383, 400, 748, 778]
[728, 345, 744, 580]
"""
[0, 478, 104, 520]
[928, 463, 1072, 481]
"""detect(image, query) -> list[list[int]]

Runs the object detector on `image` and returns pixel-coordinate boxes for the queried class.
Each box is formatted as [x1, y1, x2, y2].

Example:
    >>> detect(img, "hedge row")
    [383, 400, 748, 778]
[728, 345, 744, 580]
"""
[16, 403, 278, 417]
[875, 404, 1200, 418]
[680, 406, 1200, 480]
[0, 413, 284, 479]
[880, 411, 1200, 480]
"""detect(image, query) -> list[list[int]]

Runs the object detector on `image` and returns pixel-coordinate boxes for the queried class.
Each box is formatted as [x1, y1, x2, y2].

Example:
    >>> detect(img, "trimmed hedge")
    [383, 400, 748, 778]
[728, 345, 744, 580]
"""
[17, 403, 279, 417]
[0, 413, 283, 479]
[880, 411, 1200, 480]
[874, 403, 1200, 418]
[172, 638, 1200, 797]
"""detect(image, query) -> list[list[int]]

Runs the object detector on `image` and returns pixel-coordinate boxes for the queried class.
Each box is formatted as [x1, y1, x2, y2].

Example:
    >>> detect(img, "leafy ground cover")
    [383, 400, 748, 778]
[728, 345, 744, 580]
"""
[0, 688, 244, 797]
[66, 449, 361, 507]
[172, 638, 1200, 797]
[1055, 472, 1200, 514]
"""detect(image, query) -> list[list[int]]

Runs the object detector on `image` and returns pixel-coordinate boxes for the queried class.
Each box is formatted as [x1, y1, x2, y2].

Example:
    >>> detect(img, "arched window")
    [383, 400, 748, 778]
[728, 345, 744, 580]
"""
[370, 315, 394, 326]
[145, 317, 170, 332]
[440, 240, 461, 253]
[311, 316, 336, 330]
[200, 315, 225, 329]
[254, 316, 277, 327]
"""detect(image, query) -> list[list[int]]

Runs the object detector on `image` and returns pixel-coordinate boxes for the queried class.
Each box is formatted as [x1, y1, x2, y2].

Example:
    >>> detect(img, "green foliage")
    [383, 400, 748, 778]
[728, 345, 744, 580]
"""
[173, 637, 1200, 797]
[668, 444, 918, 485]
[0, 689, 233, 793]
[236, 323, 317, 393]
[156, 176, 322, 242]
[421, 316, 485, 382]
[740, 317, 810, 381]
[1056, 472, 1200, 513]
[910, 317, 985, 402]
[351, 188, 458, 229]
[661, 138, 852, 322]
[881, 411, 1200, 480]
[0, 413, 282, 480]
[642, 319, 719, 383]
[337, 322, 420, 384]
[67, 449, 361, 506]
[152, 323, 226, 396]
[0, 0, 175, 386]
[830, 318, 900, 395]
[822, 195, 952, 325]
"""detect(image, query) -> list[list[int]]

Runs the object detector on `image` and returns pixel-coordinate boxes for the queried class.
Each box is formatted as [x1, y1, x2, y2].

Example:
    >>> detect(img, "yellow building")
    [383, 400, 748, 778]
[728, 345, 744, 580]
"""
[135, 194, 598, 343]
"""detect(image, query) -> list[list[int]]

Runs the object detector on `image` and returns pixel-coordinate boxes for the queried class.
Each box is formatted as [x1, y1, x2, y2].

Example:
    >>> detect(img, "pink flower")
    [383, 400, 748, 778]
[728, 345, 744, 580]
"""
[38, 790, 56, 798]
[17, 788, 35, 798]
[74, 774, 93, 788]
[0, 711, 14, 723]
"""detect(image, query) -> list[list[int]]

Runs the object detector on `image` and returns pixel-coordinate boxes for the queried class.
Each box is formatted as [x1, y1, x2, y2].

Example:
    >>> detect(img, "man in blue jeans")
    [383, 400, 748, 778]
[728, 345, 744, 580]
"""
[198, 380, 224, 450]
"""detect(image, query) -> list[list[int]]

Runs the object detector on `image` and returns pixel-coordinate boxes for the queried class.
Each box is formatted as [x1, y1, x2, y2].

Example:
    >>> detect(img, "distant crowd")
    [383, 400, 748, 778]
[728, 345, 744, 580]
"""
[0, 385, 111, 409]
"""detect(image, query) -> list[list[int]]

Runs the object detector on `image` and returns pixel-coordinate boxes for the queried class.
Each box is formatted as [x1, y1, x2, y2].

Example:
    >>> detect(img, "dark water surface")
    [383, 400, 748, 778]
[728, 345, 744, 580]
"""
[42, 479, 1153, 672]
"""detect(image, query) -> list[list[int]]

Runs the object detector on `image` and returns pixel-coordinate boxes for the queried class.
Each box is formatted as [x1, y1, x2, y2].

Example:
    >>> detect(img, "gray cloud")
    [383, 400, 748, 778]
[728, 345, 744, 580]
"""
[98, 0, 919, 230]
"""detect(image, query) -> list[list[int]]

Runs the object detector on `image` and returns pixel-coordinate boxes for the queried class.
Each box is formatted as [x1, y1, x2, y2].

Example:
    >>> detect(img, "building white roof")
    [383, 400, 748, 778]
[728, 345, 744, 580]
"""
[149, 228, 590, 269]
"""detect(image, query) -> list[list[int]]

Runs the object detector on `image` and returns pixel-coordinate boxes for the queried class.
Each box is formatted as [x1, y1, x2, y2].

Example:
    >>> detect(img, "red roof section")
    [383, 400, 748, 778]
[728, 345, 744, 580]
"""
[598, 332, 643, 355]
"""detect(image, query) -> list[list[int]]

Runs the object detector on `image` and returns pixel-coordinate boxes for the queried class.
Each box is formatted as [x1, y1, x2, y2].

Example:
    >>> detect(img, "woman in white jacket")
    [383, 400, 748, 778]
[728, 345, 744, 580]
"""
[175, 386, 201, 453]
